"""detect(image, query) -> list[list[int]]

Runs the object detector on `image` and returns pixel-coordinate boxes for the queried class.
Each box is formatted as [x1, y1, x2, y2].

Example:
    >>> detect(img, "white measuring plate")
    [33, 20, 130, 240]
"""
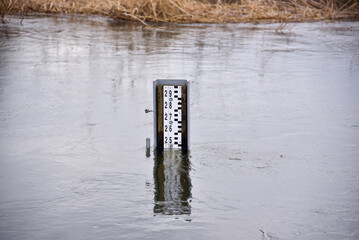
[163, 86, 182, 149]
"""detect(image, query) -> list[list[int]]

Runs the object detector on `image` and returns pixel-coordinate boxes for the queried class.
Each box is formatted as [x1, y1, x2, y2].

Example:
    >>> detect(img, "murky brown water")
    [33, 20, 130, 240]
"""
[1, 15, 359, 240]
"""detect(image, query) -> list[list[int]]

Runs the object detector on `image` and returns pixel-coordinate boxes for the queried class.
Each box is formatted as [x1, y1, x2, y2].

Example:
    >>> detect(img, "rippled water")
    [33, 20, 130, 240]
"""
[1, 15, 359, 240]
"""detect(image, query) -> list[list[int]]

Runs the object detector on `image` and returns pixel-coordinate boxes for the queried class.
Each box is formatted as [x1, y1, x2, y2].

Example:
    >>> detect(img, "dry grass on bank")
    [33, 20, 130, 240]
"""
[1, 0, 358, 23]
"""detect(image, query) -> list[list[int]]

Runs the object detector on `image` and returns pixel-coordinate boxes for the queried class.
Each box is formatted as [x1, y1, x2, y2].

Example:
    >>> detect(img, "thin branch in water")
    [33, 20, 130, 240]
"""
[260, 224, 272, 240]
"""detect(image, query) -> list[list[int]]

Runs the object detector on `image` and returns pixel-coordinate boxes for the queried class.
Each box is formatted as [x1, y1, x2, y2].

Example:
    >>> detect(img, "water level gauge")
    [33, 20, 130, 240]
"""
[153, 80, 189, 150]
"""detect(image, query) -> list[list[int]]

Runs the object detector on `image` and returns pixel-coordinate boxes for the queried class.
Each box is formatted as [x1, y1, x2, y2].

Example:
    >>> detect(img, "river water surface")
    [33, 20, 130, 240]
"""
[0, 16, 359, 240]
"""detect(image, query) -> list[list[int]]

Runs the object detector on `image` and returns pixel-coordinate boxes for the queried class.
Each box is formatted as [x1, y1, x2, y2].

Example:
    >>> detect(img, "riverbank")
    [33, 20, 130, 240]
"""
[1, 0, 358, 24]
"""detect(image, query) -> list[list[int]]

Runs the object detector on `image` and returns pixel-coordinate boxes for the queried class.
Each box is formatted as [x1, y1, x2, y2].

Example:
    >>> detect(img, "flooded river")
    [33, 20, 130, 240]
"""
[0, 15, 359, 239]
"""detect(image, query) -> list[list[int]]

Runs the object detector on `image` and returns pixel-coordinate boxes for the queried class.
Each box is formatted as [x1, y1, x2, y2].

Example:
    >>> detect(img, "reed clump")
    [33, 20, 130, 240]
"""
[1, 0, 358, 23]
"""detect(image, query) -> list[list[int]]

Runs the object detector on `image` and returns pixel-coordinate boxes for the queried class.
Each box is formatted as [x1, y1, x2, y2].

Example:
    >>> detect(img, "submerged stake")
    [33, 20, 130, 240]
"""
[146, 138, 151, 150]
[146, 138, 151, 158]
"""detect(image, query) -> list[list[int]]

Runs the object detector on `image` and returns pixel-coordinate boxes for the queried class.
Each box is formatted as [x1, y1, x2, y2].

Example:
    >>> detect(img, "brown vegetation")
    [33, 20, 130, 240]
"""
[1, 0, 358, 23]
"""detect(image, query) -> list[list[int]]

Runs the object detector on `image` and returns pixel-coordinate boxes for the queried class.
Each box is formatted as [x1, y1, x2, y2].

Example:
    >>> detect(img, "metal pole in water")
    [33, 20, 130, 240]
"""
[146, 138, 151, 150]
[146, 138, 151, 157]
